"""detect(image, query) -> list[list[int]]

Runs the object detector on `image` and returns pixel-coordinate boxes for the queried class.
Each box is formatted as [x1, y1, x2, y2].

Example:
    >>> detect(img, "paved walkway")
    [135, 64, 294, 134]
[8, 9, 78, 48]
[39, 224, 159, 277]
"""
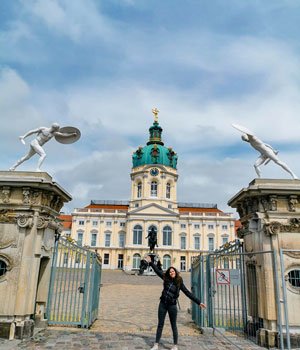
[0, 270, 265, 350]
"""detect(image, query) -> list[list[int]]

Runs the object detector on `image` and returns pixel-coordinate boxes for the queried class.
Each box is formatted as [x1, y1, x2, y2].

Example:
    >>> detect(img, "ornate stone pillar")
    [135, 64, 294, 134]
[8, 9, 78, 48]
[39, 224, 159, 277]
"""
[0, 171, 71, 339]
[228, 179, 300, 347]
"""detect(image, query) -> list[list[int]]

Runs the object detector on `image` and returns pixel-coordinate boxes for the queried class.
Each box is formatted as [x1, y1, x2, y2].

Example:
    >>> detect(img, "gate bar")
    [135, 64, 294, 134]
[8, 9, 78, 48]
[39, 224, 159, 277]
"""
[273, 250, 284, 350]
[46, 238, 59, 321]
[279, 249, 291, 350]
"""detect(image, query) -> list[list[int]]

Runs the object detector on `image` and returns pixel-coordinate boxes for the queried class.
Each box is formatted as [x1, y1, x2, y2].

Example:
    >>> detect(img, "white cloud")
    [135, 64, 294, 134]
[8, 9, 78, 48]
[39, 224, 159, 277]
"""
[2, 1, 300, 215]
[21, 0, 115, 42]
[0, 68, 42, 154]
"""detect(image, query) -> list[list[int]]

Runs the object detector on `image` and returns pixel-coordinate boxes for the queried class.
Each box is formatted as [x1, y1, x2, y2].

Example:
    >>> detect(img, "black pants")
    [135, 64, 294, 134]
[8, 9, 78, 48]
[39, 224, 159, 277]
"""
[155, 301, 178, 345]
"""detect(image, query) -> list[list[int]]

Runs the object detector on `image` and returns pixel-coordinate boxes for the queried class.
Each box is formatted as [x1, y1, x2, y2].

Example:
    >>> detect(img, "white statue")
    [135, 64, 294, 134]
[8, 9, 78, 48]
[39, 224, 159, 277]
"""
[232, 124, 298, 179]
[9, 123, 80, 172]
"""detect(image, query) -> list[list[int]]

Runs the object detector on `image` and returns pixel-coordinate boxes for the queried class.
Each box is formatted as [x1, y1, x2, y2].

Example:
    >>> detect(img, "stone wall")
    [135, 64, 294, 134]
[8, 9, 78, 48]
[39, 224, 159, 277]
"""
[0, 171, 71, 339]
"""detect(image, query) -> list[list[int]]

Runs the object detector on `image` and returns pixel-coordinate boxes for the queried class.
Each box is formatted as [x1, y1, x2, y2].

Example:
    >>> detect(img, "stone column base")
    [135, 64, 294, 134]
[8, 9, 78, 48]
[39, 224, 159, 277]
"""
[0, 320, 34, 340]
[15, 319, 34, 339]
[257, 328, 278, 348]
[0, 322, 15, 340]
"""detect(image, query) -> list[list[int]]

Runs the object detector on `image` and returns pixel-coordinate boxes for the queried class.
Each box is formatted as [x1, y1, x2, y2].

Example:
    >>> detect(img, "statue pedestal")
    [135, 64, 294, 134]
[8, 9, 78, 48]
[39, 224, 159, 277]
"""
[228, 178, 300, 348]
[0, 171, 71, 339]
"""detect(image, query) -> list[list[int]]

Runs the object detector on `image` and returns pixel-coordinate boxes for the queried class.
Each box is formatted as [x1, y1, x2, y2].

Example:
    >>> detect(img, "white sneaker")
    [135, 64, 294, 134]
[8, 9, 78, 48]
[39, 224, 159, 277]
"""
[150, 344, 159, 350]
[171, 346, 178, 350]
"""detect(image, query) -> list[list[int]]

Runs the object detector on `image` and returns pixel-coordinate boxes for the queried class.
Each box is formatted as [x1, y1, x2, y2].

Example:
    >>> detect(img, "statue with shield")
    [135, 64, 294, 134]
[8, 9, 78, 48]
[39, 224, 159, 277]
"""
[9, 123, 81, 172]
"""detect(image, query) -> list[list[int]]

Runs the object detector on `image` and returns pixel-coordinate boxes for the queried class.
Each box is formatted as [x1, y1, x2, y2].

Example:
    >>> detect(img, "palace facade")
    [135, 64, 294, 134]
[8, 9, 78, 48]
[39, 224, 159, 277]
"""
[66, 112, 237, 271]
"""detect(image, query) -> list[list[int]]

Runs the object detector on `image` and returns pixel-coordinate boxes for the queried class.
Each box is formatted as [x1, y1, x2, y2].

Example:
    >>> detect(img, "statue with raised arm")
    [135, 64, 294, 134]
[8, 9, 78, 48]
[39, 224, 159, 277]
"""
[9, 123, 81, 172]
[145, 227, 158, 252]
[232, 124, 298, 179]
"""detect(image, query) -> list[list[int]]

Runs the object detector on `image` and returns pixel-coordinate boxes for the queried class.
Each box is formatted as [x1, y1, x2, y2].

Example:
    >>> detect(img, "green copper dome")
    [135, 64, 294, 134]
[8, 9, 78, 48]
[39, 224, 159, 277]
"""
[132, 119, 178, 169]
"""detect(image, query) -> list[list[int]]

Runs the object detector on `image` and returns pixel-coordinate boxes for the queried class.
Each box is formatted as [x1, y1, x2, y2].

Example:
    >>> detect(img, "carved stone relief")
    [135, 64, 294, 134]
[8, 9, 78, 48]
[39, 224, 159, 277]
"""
[42, 229, 55, 251]
[288, 196, 298, 212]
[0, 224, 18, 249]
[16, 214, 33, 228]
[0, 210, 15, 224]
[31, 191, 41, 205]
[270, 196, 277, 211]
[264, 218, 300, 236]
[261, 197, 269, 212]
[2, 187, 11, 204]
[22, 188, 31, 205]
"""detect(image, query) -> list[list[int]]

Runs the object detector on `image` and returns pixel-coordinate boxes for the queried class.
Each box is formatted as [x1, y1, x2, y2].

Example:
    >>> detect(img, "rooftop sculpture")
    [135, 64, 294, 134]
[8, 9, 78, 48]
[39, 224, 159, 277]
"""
[9, 123, 80, 172]
[232, 123, 298, 179]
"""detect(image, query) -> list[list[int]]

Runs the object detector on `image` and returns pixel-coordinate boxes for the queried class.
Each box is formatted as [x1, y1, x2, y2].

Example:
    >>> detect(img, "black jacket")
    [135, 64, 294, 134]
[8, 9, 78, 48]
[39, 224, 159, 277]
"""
[149, 261, 201, 306]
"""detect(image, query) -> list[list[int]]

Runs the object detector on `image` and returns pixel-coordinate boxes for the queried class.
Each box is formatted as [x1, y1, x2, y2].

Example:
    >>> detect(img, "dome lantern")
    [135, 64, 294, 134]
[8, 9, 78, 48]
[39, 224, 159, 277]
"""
[132, 108, 178, 169]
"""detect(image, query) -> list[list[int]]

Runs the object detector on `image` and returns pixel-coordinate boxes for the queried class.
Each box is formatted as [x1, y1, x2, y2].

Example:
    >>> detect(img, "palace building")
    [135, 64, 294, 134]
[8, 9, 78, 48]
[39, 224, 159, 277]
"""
[66, 110, 236, 271]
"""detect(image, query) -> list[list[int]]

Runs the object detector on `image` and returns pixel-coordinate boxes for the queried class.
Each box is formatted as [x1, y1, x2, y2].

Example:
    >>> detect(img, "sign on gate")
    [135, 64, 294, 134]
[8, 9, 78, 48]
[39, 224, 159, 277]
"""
[216, 269, 230, 285]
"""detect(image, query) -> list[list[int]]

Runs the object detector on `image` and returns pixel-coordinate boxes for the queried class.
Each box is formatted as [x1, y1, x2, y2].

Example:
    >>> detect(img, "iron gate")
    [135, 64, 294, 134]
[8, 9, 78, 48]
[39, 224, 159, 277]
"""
[46, 237, 102, 327]
[191, 240, 246, 332]
[191, 241, 282, 348]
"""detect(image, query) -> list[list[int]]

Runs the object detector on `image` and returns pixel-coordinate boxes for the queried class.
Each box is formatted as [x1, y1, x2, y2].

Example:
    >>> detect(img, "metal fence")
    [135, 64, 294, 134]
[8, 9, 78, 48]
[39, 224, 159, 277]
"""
[191, 241, 284, 349]
[46, 237, 102, 328]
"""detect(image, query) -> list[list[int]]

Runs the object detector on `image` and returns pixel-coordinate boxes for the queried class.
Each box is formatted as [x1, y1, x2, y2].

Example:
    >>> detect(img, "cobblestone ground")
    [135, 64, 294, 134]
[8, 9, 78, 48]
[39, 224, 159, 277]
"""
[0, 270, 265, 350]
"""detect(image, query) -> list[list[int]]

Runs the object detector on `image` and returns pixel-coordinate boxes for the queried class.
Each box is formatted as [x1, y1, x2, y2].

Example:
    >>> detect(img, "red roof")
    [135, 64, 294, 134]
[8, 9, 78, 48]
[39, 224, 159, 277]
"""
[234, 220, 242, 234]
[59, 214, 72, 229]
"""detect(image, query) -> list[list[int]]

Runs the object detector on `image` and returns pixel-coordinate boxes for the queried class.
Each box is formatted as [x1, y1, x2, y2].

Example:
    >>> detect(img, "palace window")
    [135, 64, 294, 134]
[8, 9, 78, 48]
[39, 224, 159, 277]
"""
[208, 237, 214, 251]
[137, 182, 142, 198]
[75, 252, 81, 264]
[163, 226, 172, 246]
[222, 236, 229, 246]
[194, 236, 200, 250]
[180, 235, 186, 249]
[92, 220, 98, 226]
[166, 183, 171, 199]
[63, 253, 68, 265]
[78, 220, 84, 226]
[151, 181, 158, 197]
[91, 233, 97, 247]
[105, 233, 111, 247]
[118, 254, 124, 269]
[77, 232, 83, 246]
[104, 253, 109, 265]
[119, 233, 125, 248]
[180, 223, 186, 229]
[222, 224, 228, 230]
[163, 254, 171, 270]
[208, 224, 214, 230]
[133, 253, 141, 269]
[180, 256, 186, 271]
[133, 225, 143, 245]
[224, 257, 229, 268]
[194, 224, 200, 229]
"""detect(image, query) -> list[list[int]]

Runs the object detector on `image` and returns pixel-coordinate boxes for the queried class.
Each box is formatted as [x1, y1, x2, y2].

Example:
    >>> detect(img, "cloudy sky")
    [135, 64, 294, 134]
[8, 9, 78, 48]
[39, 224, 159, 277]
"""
[1, 0, 300, 215]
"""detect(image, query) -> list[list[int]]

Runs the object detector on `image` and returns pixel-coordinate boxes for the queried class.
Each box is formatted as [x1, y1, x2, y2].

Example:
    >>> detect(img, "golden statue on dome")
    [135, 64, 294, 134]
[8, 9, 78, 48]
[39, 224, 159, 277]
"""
[152, 107, 159, 123]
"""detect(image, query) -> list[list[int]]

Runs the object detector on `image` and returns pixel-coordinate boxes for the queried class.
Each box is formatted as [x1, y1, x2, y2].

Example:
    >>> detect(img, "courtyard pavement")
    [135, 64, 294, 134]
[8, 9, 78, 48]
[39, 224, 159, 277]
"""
[0, 270, 266, 349]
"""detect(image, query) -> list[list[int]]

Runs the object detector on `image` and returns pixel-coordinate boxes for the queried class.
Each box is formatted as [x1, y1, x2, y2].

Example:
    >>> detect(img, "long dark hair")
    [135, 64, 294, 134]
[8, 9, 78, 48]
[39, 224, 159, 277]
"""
[163, 266, 182, 287]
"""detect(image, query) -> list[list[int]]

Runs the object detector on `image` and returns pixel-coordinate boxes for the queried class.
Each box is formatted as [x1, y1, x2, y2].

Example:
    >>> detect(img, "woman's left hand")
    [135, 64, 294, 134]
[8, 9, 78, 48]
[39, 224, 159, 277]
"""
[199, 303, 206, 309]
[144, 255, 152, 263]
